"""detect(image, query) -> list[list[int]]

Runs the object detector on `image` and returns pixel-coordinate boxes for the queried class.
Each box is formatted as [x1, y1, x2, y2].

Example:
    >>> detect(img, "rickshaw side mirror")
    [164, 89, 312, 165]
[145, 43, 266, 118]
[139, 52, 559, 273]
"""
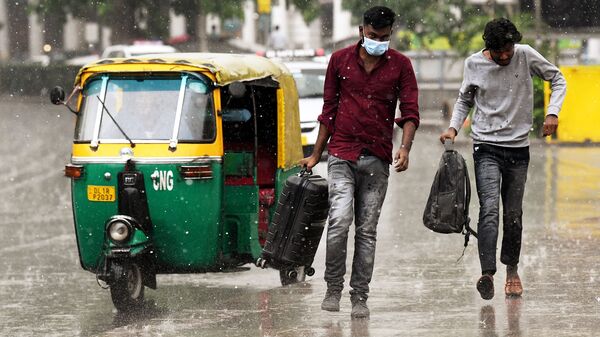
[228, 82, 246, 98]
[49, 86, 66, 105]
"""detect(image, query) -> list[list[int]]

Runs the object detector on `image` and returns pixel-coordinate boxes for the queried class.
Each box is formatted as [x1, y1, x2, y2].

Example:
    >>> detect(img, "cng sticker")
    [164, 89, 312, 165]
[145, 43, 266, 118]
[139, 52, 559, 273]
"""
[152, 170, 174, 191]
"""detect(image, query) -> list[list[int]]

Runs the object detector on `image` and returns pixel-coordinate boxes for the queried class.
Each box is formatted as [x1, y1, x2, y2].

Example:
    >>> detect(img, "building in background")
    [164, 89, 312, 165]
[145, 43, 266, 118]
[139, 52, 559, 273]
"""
[0, 0, 355, 62]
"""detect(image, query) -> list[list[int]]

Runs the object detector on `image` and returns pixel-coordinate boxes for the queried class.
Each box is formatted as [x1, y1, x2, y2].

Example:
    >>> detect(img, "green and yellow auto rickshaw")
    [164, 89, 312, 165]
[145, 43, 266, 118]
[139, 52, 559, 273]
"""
[50, 53, 310, 310]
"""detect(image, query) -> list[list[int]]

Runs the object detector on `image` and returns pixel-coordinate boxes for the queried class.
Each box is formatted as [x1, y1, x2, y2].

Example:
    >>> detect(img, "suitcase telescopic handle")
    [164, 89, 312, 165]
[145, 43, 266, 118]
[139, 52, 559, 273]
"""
[298, 167, 313, 176]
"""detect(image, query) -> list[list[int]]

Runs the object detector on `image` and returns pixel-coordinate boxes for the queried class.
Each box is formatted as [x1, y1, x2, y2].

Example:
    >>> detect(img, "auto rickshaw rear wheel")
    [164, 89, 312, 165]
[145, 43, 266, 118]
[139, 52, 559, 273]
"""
[279, 266, 306, 286]
[110, 262, 144, 311]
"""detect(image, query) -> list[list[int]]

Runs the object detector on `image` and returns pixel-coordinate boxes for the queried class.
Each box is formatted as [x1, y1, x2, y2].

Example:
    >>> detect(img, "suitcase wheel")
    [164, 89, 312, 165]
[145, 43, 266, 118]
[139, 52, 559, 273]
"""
[279, 266, 306, 286]
[255, 257, 267, 269]
[287, 269, 298, 279]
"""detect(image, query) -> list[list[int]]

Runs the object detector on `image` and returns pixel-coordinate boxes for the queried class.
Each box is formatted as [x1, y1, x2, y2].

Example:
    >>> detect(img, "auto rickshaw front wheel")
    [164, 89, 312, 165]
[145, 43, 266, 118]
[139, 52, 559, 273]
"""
[110, 262, 144, 311]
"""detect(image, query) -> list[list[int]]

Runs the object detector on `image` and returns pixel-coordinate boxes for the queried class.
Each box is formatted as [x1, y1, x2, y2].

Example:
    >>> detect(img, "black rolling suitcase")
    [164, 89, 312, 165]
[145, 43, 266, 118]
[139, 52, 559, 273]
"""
[259, 170, 329, 272]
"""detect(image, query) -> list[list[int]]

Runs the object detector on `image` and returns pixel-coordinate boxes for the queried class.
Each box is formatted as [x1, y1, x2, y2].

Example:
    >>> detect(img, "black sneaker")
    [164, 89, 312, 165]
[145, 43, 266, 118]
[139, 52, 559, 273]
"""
[477, 274, 495, 300]
[350, 296, 369, 319]
[321, 289, 341, 311]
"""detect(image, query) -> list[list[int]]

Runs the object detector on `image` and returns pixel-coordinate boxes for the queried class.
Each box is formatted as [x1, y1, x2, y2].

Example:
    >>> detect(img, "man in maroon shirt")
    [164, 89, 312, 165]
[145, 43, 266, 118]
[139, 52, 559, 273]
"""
[300, 6, 419, 318]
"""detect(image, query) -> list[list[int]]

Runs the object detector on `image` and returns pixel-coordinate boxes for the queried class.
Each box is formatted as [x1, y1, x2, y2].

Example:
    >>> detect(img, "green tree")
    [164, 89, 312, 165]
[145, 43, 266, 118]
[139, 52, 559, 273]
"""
[30, 0, 68, 51]
[33, 0, 169, 47]
[170, 0, 244, 52]
[289, 0, 321, 23]
[33, 0, 245, 52]
[287, 0, 336, 47]
[341, 0, 532, 56]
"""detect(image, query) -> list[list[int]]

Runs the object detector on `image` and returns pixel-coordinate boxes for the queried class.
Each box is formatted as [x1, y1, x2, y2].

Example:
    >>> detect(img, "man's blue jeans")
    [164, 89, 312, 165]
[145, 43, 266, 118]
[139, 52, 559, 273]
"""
[324, 154, 389, 299]
[473, 143, 529, 275]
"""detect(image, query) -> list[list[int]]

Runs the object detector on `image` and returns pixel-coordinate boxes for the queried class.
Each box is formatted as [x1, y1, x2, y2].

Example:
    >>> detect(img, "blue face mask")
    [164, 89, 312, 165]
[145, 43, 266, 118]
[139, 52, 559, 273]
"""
[362, 36, 390, 56]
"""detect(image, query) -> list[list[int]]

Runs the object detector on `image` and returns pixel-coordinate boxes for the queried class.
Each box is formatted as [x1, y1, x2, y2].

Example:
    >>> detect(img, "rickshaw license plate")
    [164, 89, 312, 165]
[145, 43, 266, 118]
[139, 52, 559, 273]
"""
[87, 185, 116, 202]
[301, 135, 308, 146]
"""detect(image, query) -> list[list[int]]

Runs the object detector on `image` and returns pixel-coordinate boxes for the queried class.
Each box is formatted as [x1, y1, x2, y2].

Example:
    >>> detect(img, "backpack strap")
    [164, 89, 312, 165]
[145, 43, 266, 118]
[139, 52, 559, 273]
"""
[457, 157, 477, 263]
[463, 164, 477, 239]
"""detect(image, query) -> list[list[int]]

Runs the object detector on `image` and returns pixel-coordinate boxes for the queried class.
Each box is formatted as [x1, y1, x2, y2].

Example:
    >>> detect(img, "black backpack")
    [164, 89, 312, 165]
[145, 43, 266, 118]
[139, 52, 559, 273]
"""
[423, 143, 477, 248]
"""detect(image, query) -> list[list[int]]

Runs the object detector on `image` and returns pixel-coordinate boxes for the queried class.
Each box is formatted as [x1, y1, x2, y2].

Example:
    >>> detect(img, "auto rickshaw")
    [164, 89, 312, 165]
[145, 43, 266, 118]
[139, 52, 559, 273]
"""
[50, 53, 309, 310]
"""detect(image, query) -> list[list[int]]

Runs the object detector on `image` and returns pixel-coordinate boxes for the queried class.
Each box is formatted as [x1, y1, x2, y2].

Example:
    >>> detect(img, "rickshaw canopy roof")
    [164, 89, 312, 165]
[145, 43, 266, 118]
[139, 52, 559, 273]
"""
[74, 53, 303, 169]
[75, 53, 292, 86]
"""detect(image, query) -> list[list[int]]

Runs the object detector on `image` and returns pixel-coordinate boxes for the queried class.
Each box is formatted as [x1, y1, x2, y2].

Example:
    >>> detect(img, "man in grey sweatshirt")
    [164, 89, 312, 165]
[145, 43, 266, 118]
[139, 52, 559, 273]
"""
[440, 18, 566, 300]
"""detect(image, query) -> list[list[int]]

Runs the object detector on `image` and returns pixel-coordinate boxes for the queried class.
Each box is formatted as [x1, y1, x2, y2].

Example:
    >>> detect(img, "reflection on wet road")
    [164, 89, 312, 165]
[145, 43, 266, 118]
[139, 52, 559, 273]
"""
[1, 96, 599, 336]
[544, 147, 600, 237]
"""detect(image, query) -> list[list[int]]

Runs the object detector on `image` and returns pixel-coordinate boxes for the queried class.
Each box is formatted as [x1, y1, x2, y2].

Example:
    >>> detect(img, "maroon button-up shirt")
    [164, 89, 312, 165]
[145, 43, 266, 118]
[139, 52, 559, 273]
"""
[317, 42, 419, 164]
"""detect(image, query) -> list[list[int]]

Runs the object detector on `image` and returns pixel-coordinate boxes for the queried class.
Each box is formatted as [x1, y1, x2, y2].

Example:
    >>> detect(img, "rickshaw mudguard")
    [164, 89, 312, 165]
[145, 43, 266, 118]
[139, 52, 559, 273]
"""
[100, 241, 157, 289]
[104, 230, 151, 258]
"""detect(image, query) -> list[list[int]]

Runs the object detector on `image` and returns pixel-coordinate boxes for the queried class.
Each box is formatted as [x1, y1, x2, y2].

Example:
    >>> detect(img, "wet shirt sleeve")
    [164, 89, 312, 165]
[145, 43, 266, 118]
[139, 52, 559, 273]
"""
[526, 45, 567, 116]
[394, 58, 420, 129]
[318, 53, 339, 132]
[450, 58, 476, 133]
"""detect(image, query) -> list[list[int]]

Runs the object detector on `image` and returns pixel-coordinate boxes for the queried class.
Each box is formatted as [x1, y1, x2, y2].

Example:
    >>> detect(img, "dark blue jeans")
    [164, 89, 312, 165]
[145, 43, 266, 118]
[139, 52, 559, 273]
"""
[473, 143, 529, 275]
[324, 154, 389, 299]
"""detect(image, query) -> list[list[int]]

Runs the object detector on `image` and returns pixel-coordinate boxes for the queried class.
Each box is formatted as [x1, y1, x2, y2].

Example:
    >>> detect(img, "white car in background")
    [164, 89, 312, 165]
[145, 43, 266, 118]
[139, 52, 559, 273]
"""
[101, 43, 178, 58]
[66, 42, 178, 66]
[284, 60, 328, 157]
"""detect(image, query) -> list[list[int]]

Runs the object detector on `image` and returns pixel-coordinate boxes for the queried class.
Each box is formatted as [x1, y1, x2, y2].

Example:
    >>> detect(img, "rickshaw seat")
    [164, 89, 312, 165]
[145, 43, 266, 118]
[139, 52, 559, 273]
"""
[223, 143, 275, 187]
[256, 147, 276, 187]
[224, 176, 254, 185]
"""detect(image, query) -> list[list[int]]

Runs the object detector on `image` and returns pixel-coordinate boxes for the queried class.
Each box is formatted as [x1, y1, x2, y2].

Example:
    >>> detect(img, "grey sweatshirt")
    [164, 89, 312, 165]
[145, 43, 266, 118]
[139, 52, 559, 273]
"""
[449, 44, 567, 147]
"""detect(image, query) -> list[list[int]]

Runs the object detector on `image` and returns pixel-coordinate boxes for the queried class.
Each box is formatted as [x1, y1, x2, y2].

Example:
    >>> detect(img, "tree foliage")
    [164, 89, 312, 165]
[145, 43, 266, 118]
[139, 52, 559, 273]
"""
[289, 0, 321, 23]
[31, 0, 345, 52]
[341, 0, 532, 56]
[170, 0, 244, 34]
[32, 0, 245, 48]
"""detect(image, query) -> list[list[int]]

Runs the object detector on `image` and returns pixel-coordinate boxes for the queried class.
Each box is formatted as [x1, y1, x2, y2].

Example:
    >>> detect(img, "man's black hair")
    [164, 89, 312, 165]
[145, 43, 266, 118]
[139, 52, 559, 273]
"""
[363, 6, 396, 29]
[482, 18, 522, 51]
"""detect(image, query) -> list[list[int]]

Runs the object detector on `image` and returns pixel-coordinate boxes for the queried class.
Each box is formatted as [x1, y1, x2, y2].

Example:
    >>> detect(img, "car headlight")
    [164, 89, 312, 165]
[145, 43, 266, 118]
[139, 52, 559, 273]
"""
[106, 217, 134, 244]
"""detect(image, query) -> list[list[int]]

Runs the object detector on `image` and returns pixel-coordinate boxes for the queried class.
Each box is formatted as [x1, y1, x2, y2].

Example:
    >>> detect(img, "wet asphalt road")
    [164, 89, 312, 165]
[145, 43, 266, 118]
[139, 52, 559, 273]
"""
[1, 95, 600, 336]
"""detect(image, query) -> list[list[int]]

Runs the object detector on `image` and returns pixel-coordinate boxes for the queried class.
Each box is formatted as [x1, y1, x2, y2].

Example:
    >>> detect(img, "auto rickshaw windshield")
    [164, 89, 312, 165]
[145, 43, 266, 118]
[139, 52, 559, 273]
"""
[75, 73, 215, 142]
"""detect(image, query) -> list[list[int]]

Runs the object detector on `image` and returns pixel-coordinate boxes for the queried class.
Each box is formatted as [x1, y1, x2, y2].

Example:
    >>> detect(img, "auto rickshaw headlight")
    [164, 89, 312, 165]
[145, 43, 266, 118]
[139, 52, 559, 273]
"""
[107, 220, 131, 243]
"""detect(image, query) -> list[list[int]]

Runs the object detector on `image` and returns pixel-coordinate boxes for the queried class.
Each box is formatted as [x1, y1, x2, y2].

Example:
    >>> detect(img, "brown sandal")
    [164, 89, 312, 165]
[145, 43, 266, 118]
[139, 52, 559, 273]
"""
[505, 276, 523, 297]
